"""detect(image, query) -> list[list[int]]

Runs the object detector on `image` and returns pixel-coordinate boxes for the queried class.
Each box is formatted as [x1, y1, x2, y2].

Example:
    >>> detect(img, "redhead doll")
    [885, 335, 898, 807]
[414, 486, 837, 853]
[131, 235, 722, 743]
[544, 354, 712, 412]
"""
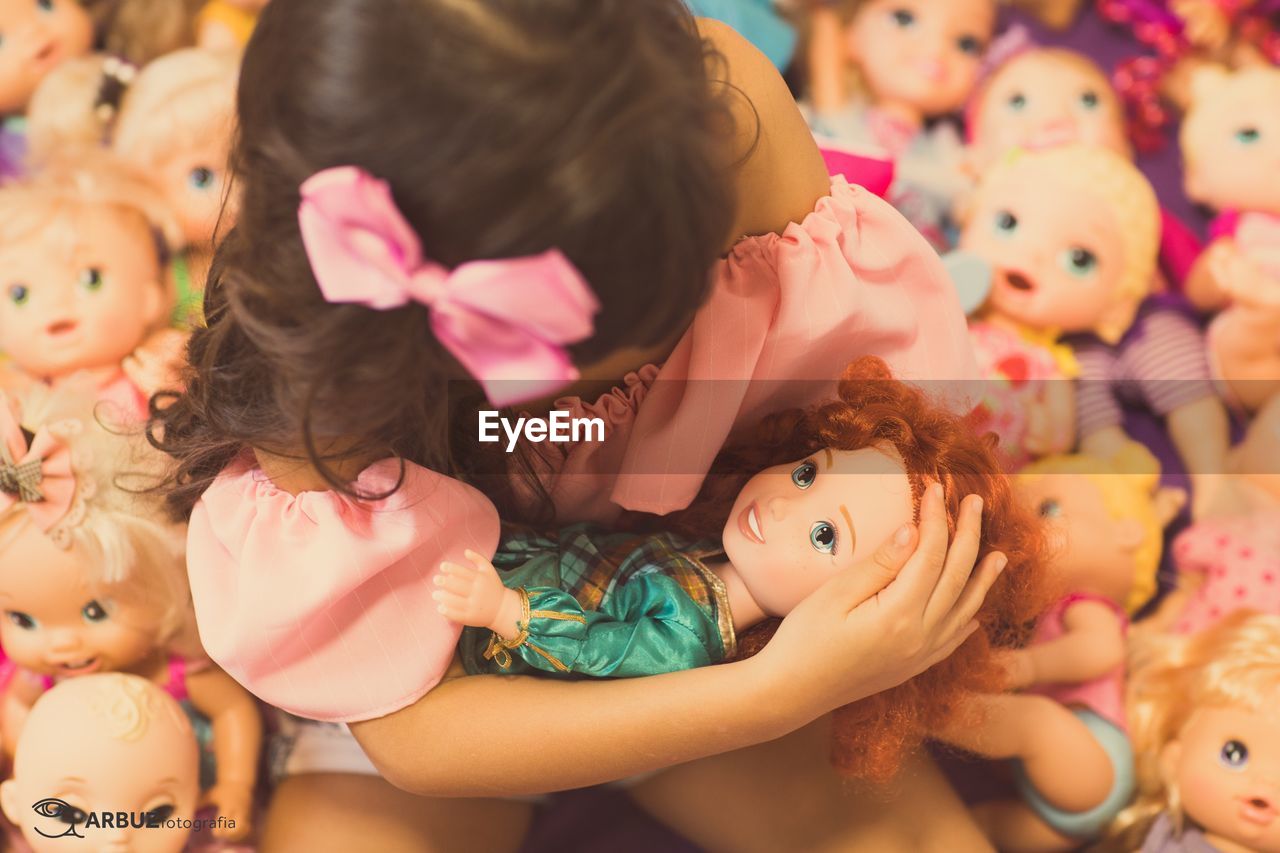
[1113, 610, 1280, 853]
[0, 385, 261, 842]
[1149, 395, 1280, 636]
[0, 674, 201, 853]
[1181, 65, 1280, 412]
[0, 154, 186, 419]
[439, 357, 1051, 781]
[936, 444, 1185, 850]
[803, 0, 996, 248]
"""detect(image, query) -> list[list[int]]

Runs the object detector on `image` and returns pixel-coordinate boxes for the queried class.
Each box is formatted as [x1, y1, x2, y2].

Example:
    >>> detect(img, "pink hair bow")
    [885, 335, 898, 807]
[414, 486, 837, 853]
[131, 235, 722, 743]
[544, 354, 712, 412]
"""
[297, 166, 600, 407]
[0, 396, 76, 533]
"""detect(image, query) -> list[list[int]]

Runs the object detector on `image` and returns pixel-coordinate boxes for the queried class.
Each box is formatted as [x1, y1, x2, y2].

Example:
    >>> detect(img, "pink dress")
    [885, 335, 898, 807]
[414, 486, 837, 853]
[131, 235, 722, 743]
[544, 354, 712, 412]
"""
[1029, 594, 1129, 732]
[522, 176, 978, 523]
[185, 177, 977, 722]
[1170, 512, 1280, 635]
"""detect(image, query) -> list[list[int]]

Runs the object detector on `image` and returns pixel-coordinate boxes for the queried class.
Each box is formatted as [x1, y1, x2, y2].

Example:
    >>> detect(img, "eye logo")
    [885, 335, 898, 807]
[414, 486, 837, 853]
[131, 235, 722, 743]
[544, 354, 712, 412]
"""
[32, 797, 87, 839]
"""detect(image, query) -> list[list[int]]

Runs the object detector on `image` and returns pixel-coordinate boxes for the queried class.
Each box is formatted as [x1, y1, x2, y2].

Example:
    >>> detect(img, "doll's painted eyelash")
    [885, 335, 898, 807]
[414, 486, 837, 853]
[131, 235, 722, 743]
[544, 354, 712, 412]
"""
[792, 460, 818, 489]
[809, 521, 837, 555]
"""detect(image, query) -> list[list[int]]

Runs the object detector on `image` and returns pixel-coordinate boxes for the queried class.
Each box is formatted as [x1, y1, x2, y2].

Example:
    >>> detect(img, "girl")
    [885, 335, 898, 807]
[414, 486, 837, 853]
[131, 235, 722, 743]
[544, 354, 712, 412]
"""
[0, 384, 260, 841]
[153, 0, 994, 849]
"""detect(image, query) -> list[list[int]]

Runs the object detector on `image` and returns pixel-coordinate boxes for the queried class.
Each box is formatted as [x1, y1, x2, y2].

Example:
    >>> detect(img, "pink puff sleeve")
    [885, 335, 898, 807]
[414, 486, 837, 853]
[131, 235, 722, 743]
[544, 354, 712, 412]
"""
[608, 176, 977, 515]
[187, 457, 500, 723]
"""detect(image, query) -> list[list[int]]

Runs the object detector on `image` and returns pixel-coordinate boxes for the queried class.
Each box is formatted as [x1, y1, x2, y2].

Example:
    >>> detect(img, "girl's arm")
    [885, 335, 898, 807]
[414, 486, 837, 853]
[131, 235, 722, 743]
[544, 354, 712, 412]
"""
[184, 665, 263, 840]
[1015, 600, 1126, 688]
[699, 19, 832, 245]
[351, 487, 1006, 797]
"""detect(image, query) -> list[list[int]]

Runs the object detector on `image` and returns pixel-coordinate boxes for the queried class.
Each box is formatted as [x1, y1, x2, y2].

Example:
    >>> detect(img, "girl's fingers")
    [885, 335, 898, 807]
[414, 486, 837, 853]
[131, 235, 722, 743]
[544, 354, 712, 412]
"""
[819, 522, 918, 614]
[881, 483, 950, 611]
[920, 620, 980, 672]
[921, 494, 985, 627]
[938, 551, 1007, 641]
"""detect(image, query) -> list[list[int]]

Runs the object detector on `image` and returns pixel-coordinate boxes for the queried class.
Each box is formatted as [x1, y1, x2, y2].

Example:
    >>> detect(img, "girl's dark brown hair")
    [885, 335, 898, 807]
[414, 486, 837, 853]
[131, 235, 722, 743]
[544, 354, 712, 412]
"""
[150, 0, 737, 520]
[655, 357, 1056, 783]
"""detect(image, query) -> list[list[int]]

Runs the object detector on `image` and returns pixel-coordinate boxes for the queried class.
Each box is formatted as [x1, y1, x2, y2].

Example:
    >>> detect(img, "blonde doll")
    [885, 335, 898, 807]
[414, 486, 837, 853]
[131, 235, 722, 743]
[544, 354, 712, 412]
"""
[803, 0, 996, 248]
[25, 53, 138, 158]
[1113, 611, 1280, 853]
[0, 384, 260, 842]
[1181, 65, 1280, 412]
[1, 674, 201, 853]
[0, 153, 184, 419]
[197, 0, 268, 50]
[936, 444, 1185, 851]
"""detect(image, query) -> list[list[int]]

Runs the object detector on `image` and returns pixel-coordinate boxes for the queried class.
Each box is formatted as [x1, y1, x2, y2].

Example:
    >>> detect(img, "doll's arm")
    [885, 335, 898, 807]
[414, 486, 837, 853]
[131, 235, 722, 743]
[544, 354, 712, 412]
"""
[1168, 396, 1231, 520]
[1, 675, 45, 759]
[698, 19, 832, 245]
[1185, 238, 1239, 313]
[184, 665, 263, 841]
[1210, 307, 1280, 411]
[1016, 599, 1125, 687]
[433, 550, 525, 639]
[805, 4, 847, 116]
[1024, 380, 1076, 457]
[351, 488, 1007, 796]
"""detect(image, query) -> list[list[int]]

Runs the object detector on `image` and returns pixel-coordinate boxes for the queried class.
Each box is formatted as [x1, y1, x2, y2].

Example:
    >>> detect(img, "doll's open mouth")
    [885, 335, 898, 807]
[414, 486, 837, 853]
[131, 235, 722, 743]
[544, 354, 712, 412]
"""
[1003, 271, 1036, 293]
[1239, 796, 1278, 826]
[54, 657, 100, 675]
[738, 501, 766, 545]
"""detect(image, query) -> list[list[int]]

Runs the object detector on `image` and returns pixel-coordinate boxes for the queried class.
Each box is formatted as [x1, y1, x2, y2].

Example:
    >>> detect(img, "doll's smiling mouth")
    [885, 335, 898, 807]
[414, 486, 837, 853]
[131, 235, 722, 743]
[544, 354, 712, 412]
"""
[53, 657, 100, 675]
[738, 501, 766, 545]
[1239, 795, 1278, 826]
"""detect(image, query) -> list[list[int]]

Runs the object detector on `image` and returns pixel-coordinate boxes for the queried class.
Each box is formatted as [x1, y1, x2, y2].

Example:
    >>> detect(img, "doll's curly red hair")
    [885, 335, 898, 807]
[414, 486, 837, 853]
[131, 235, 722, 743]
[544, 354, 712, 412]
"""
[655, 356, 1055, 783]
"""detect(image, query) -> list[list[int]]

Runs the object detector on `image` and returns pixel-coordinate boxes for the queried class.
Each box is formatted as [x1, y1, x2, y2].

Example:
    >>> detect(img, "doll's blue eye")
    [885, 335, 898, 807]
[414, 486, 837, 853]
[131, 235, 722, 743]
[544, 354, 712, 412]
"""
[1220, 739, 1249, 769]
[1037, 499, 1062, 519]
[8, 284, 29, 306]
[1007, 93, 1027, 111]
[1235, 127, 1261, 145]
[1061, 247, 1099, 277]
[188, 166, 216, 190]
[957, 35, 983, 56]
[78, 268, 103, 292]
[81, 600, 109, 623]
[791, 460, 818, 490]
[6, 610, 37, 630]
[810, 521, 838, 555]
[1080, 90, 1100, 110]
[994, 210, 1019, 234]
[891, 8, 915, 27]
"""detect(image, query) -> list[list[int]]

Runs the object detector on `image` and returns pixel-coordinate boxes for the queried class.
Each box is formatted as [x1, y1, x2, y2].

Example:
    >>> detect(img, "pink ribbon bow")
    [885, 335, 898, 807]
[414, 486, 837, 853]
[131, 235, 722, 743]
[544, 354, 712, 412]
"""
[297, 166, 601, 407]
[0, 396, 75, 533]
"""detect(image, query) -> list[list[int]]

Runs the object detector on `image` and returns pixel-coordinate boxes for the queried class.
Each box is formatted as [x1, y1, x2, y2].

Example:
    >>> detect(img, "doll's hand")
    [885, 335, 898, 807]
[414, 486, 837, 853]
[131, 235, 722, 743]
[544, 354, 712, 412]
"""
[1213, 244, 1280, 315]
[433, 551, 521, 636]
[996, 649, 1037, 691]
[199, 781, 253, 840]
[122, 328, 190, 396]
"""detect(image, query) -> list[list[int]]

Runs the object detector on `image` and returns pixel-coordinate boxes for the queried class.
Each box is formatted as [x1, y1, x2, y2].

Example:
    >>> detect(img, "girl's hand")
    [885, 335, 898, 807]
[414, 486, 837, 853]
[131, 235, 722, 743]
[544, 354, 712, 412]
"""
[755, 483, 1006, 712]
[434, 551, 521, 635]
[199, 781, 253, 840]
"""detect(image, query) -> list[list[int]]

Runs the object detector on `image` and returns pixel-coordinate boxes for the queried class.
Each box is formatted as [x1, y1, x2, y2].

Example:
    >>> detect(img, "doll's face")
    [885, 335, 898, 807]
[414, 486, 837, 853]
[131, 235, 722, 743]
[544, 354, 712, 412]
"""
[0, 0, 92, 114]
[1182, 70, 1280, 215]
[1162, 702, 1280, 853]
[0, 523, 164, 678]
[970, 51, 1129, 175]
[1, 680, 199, 853]
[722, 446, 914, 616]
[1017, 473, 1146, 607]
[0, 206, 165, 379]
[961, 167, 1127, 334]
[847, 0, 995, 120]
[152, 135, 234, 250]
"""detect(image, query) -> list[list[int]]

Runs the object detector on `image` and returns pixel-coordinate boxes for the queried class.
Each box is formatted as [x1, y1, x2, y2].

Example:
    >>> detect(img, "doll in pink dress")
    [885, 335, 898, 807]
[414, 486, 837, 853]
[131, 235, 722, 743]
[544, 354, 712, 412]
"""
[0, 153, 186, 421]
[1181, 65, 1280, 412]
